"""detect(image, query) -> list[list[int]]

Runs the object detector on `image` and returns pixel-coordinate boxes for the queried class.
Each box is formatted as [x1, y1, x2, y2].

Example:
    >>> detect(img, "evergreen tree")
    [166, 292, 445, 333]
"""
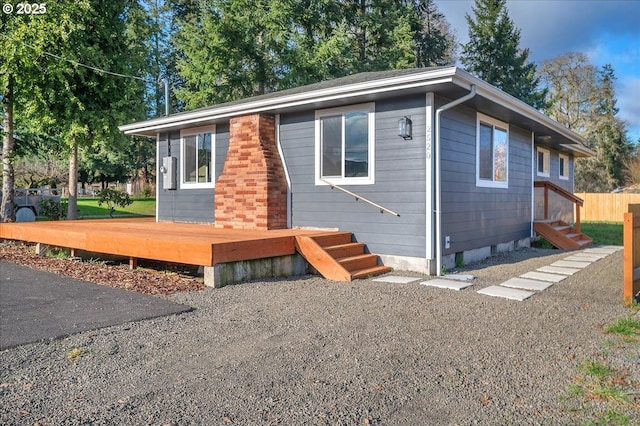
[172, 0, 456, 109]
[460, 0, 546, 109]
[409, 0, 457, 67]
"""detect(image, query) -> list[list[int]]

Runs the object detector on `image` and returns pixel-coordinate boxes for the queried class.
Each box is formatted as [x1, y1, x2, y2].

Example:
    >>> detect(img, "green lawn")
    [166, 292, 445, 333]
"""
[581, 221, 623, 246]
[73, 197, 156, 218]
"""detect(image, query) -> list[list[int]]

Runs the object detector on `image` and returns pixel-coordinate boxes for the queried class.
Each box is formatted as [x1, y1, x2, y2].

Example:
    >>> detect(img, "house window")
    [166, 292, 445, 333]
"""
[476, 113, 508, 188]
[180, 126, 215, 189]
[537, 147, 550, 177]
[559, 154, 569, 180]
[315, 103, 375, 185]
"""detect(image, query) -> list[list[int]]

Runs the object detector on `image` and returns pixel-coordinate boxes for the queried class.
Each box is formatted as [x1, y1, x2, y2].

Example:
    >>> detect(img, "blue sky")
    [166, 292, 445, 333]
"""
[435, 0, 640, 143]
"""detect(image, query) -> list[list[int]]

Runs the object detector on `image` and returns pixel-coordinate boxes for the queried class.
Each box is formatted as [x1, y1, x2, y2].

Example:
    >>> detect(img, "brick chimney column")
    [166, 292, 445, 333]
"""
[214, 114, 288, 229]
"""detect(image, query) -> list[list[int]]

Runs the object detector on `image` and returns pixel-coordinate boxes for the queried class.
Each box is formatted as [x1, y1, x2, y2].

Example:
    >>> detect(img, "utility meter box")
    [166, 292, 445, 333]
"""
[161, 156, 177, 190]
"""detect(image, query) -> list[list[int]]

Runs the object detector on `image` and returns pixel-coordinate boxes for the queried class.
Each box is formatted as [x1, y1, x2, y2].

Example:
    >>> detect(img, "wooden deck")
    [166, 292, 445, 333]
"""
[0, 218, 334, 267]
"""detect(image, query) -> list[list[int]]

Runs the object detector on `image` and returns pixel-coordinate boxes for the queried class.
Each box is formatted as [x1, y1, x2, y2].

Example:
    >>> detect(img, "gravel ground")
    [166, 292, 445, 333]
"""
[1, 247, 638, 425]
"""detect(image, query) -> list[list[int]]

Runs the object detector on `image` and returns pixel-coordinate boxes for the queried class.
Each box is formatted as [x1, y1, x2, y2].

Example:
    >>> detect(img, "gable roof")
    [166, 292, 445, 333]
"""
[119, 66, 592, 157]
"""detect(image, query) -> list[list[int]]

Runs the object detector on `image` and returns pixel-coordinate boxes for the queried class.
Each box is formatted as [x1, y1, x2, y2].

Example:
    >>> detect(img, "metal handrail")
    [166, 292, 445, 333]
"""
[319, 178, 400, 217]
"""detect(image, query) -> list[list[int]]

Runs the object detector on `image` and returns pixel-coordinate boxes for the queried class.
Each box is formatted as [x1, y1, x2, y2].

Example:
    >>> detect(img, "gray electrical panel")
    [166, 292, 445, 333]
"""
[161, 156, 177, 190]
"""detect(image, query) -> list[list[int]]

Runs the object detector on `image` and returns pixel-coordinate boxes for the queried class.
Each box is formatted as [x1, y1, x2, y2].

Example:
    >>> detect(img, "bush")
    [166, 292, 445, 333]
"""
[141, 184, 154, 198]
[39, 198, 67, 221]
[97, 188, 133, 218]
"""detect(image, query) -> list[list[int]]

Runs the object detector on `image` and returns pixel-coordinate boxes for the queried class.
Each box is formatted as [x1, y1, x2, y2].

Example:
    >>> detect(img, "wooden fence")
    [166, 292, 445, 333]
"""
[623, 203, 640, 305]
[576, 193, 640, 222]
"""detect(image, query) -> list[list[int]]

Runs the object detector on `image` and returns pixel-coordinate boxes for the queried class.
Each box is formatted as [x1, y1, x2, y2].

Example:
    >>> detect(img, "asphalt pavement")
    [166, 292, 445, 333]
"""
[0, 261, 192, 350]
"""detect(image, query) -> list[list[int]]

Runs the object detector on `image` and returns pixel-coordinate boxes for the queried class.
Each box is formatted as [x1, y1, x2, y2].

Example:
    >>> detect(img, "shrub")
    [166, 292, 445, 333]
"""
[39, 198, 67, 221]
[141, 184, 153, 198]
[97, 188, 133, 218]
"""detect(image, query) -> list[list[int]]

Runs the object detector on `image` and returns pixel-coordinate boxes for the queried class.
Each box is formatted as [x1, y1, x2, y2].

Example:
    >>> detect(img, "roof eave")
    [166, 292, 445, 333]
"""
[450, 68, 591, 155]
[119, 67, 460, 136]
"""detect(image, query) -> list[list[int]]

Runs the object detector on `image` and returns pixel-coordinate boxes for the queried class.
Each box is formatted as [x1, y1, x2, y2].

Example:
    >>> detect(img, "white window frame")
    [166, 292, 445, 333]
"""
[315, 103, 375, 186]
[476, 113, 509, 189]
[180, 125, 216, 189]
[559, 153, 569, 180]
[536, 147, 550, 178]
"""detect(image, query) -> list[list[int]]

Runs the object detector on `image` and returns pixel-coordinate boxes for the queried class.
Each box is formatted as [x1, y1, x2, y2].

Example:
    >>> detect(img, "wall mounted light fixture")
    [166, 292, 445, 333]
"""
[398, 117, 412, 140]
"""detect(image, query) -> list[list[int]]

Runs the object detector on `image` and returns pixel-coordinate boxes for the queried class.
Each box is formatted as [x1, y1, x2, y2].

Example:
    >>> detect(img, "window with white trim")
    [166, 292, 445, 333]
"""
[476, 113, 508, 188]
[537, 147, 550, 177]
[315, 103, 375, 185]
[180, 126, 215, 189]
[559, 154, 569, 180]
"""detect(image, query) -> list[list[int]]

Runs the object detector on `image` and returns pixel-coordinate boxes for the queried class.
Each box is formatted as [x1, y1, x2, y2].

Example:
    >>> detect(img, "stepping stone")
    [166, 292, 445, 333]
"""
[501, 277, 555, 291]
[477, 285, 534, 301]
[420, 279, 473, 291]
[584, 247, 620, 255]
[441, 274, 474, 282]
[520, 271, 567, 283]
[569, 253, 606, 261]
[563, 255, 596, 264]
[538, 265, 580, 275]
[552, 260, 591, 268]
[372, 275, 420, 284]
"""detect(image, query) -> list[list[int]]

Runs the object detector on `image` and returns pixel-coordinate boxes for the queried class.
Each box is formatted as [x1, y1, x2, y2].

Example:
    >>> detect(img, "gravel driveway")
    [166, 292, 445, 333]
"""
[1, 248, 637, 425]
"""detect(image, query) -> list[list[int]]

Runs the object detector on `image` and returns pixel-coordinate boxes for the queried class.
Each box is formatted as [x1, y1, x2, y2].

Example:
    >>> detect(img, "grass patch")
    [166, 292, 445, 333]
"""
[605, 317, 640, 340]
[581, 222, 623, 246]
[561, 305, 640, 425]
[73, 197, 155, 218]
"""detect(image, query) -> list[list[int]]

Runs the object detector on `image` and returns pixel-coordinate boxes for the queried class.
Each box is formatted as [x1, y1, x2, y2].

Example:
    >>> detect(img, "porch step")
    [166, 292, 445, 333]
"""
[295, 233, 391, 282]
[533, 220, 592, 250]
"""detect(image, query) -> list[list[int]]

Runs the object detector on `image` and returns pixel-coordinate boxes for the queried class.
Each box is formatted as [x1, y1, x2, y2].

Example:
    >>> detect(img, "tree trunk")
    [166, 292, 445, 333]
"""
[67, 139, 78, 220]
[1, 75, 16, 222]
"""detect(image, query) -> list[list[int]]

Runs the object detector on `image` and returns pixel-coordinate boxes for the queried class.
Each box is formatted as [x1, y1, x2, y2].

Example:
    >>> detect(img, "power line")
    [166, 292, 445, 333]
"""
[1, 33, 155, 83]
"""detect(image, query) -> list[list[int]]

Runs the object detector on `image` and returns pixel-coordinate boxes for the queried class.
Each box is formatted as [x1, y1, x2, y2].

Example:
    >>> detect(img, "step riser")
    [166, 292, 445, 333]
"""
[325, 243, 365, 259]
[339, 255, 379, 271]
[352, 266, 392, 280]
[311, 233, 353, 247]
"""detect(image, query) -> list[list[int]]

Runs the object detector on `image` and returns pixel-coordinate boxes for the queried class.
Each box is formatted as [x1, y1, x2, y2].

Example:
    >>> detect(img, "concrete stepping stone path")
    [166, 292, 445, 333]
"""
[477, 285, 535, 301]
[475, 246, 622, 301]
[500, 277, 555, 291]
[372, 275, 420, 284]
[420, 279, 474, 291]
[537, 265, 580, 275]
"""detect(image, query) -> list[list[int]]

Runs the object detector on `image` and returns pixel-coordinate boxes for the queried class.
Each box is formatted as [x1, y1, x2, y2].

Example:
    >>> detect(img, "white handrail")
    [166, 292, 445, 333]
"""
[319, 178, 400, 217]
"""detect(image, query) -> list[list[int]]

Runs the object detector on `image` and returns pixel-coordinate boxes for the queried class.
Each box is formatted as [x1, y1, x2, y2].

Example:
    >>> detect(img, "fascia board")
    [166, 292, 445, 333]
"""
[451, 68, 588, 148]
[119, 67, 459, 135]
[560, 143, 596, 157]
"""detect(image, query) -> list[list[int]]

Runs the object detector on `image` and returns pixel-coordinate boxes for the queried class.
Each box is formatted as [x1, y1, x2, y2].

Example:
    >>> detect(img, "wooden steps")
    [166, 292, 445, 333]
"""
[295, 232, 391, 281]
[533, 220, 593, 250]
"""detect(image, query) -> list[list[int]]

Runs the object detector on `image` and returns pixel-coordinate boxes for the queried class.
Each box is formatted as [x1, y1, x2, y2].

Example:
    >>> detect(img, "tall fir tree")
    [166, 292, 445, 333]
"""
[460, 0, 546, 109]
[172, 0, 456, 109]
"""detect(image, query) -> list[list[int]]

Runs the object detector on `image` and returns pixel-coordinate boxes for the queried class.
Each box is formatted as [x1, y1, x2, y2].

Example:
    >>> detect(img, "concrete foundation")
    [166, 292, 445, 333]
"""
[442, 237, 531, 271]
[203, 254, 309, 288]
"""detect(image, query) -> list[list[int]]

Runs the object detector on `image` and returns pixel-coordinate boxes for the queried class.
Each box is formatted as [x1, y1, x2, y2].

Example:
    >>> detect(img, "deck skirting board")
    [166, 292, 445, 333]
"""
[204, 254, 308, 288]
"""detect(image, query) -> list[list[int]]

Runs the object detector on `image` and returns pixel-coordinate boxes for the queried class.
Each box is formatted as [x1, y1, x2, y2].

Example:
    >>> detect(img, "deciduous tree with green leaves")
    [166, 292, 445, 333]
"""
[1, 1, 149, 221]
[539, 53, 632, 191]
[460, 0, 546, 109]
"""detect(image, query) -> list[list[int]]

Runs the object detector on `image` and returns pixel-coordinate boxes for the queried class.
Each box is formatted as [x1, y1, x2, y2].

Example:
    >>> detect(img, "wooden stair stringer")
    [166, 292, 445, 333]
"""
[533, 220, 593, 250]
[295, 235, 353, 281]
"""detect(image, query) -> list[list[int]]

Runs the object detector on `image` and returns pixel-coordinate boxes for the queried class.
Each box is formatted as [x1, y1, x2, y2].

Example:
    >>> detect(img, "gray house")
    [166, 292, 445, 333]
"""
[120, 66, 592, 276]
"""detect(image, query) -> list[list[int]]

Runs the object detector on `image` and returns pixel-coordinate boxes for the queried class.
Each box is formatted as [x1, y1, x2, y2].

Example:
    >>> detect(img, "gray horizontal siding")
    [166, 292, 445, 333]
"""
[157, 125, 229, 223]
[534, 146, 575, 223]
[280, 95, 428, 258]
[439, 103, 532, 255]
